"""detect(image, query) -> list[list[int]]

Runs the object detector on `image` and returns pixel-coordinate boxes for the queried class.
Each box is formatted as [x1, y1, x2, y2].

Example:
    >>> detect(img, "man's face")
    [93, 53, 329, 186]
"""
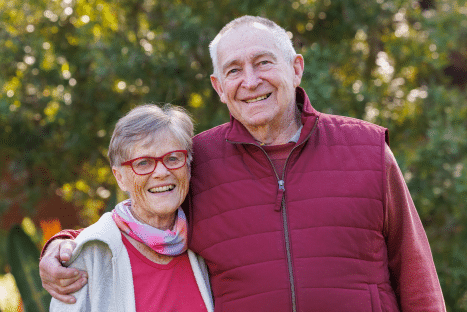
[210, 25, 304, 132]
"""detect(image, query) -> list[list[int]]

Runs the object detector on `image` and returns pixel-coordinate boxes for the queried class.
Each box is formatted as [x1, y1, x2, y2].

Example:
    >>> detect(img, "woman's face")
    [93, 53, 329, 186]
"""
[113, 132, 190, 230]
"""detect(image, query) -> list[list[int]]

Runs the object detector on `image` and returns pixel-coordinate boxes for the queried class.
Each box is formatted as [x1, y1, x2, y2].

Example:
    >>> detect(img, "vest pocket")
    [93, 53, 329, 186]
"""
[369, 284, 383, 312]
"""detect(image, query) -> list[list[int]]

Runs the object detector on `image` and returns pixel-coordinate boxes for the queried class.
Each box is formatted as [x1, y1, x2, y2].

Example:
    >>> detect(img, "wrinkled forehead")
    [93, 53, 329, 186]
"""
[213, 22, 271, 48]
[216, 25, 279, 62]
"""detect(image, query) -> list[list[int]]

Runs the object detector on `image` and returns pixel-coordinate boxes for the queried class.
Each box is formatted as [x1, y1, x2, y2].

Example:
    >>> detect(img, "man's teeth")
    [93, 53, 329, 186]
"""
[245, 94, 269, 103]
[149, 185, 175, 193]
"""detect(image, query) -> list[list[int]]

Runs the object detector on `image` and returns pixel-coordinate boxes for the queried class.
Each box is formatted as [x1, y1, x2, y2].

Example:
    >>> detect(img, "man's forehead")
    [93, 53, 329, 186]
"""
[222, 23, 272, 40]
[217, 25, 275, 54]
[251, 22, 269, 31]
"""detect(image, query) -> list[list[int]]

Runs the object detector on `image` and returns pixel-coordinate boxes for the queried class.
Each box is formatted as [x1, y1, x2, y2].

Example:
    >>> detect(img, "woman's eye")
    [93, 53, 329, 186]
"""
[135, 159, 150, 167]
[166, 156, 179, 162]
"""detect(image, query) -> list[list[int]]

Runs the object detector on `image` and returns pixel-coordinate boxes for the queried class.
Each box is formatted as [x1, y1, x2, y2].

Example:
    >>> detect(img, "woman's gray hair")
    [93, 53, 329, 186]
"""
[108, 104, 194, 168]
[209, 15, 297, 77]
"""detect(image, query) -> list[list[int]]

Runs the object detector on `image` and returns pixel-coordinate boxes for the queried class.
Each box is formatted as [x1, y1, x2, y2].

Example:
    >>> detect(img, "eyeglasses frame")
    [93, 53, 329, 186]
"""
[121, 150, 188, 175]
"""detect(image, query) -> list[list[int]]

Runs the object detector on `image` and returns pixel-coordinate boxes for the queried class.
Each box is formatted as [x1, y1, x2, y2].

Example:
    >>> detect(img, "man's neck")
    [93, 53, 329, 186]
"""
[249, 116, 301, 146]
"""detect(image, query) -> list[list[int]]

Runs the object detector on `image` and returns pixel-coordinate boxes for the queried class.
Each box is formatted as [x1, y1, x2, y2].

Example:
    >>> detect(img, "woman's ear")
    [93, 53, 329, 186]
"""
[112, 167, 127, 192]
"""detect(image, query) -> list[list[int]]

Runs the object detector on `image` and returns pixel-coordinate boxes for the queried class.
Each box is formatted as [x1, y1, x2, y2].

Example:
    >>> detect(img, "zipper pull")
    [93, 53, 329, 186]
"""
[275, 180, 285, 211]
[278, 180, 285, 191]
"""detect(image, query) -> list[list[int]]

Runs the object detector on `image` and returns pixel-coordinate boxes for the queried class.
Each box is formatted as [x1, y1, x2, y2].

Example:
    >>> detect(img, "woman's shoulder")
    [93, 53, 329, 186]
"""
[66, 213, 124, 267]
[68, 240, 114, 270]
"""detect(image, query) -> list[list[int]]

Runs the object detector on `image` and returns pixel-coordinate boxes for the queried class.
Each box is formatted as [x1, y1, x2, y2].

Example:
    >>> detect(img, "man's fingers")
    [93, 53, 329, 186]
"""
[47, 288, 77, 304]
[42, 270, 87, 299]
[58, 273, 85, 287]
[40, 253, 80, 280]
[39, 238, 88, 302]
[40, 261, 88, 290]
[59, 240, 77, 263]
[57, 274, 87, 292]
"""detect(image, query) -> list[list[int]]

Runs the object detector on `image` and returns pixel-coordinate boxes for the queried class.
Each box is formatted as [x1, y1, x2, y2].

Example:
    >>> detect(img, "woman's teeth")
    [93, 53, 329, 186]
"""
[149, 185, 175, 193]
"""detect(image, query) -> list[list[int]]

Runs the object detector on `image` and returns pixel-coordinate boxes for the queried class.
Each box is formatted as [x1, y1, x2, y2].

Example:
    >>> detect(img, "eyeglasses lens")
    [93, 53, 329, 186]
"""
[132, 151, 186, 174]
[163, 152, 186, 169]
[133, 158, 155, 175]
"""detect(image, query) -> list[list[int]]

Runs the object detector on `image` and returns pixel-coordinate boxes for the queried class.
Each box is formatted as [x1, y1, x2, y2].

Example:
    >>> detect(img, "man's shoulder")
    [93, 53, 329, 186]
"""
[192, 122, 233, 165]
[317, 112, 388, 146]
[71, 213, 122, 260]
[193, 122, 230, 141]
[193, 122, 230, 145]
[319, 112, 387, 133]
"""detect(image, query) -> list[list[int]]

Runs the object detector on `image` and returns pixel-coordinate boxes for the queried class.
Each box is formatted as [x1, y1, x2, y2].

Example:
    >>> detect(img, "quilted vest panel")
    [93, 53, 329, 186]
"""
[189, 91, 398, 311]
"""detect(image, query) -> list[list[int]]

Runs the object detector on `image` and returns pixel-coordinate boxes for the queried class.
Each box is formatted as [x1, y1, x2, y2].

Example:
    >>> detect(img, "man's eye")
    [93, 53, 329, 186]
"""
[227, 68, 239, 75]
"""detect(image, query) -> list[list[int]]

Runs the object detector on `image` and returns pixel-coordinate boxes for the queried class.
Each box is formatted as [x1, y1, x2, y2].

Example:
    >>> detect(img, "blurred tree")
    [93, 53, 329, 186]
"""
[0, 0, 466, 309]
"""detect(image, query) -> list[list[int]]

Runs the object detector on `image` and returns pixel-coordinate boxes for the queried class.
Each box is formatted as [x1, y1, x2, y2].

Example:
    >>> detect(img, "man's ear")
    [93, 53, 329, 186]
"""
[112, 167, 127, 192]
[210, 74, 226, 104]
[292, 54, 305, 88]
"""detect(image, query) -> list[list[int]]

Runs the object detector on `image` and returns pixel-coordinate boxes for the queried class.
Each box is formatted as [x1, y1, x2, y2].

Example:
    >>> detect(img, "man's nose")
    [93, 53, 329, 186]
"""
[241, 67, 261, 89]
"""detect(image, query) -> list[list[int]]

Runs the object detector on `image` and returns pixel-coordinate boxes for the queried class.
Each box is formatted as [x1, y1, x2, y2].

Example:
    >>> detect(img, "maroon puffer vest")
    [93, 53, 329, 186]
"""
[188, 88, 398, 312]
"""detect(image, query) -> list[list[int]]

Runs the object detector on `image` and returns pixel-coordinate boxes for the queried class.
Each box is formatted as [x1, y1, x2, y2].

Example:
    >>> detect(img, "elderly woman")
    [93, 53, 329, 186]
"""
[50, 104, 213, 312]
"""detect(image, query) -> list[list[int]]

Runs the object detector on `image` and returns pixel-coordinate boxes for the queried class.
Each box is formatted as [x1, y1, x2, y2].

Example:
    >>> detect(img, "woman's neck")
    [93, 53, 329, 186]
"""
[131, 206, 176, 231]
[122, 232, 174, 264]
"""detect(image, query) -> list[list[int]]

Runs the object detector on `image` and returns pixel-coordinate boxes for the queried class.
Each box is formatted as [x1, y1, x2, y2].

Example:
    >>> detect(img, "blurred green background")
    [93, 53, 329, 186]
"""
[1, 0, 466, 310]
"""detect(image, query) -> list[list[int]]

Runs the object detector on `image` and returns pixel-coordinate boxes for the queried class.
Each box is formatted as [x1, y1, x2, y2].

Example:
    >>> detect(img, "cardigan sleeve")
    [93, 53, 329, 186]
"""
[383, 144, 446, 311]
[49, 240, 115, 312]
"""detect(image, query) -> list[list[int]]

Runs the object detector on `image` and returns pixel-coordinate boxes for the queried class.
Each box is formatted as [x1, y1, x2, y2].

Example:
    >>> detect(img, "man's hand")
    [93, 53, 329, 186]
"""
[39, 239, 88, 303]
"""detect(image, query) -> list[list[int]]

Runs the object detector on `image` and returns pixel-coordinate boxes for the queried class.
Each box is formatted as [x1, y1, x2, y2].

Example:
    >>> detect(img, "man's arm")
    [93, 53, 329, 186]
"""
[40, 230, 87, 304]
[384, 144, 446, 311]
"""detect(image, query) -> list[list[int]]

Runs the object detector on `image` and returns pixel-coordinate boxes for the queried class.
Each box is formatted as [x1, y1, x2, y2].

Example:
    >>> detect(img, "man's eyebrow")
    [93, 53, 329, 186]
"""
[252, 51, 278, 62]
[221, 59, 241, 74]
[221, 51, 278, 74]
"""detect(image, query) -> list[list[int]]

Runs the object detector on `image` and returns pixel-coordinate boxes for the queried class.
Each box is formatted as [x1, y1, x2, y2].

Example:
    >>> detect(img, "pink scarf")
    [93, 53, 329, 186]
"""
[112, 199, 188, 256]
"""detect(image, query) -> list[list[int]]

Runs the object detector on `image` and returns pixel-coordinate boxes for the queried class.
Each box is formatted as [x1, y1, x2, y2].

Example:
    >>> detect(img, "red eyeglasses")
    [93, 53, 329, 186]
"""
[121, 150, 188, 175]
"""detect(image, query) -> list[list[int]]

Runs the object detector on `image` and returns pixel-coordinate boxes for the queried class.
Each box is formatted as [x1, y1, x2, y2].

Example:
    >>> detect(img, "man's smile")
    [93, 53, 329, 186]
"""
[244, 93, 271, 103]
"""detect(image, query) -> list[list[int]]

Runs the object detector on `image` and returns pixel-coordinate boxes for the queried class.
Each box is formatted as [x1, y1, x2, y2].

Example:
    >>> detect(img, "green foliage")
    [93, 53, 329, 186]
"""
[0, 230, 8, 275]
[1, 0, 467, 310]
[7, 225, 51, 312]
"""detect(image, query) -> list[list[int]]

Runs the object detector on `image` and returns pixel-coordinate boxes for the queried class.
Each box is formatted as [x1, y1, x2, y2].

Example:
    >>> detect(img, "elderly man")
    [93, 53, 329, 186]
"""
[40, 16, 445, 311]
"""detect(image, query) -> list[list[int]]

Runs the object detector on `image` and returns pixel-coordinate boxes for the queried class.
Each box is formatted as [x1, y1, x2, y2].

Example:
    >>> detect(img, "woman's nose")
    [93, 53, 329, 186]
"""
[151, 161, 170, 177]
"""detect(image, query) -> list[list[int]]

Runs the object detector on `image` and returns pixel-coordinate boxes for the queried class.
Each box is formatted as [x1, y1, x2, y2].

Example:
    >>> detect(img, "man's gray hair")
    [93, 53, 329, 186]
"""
[108, 104, 194, 168]
[209, 15, 297, 77]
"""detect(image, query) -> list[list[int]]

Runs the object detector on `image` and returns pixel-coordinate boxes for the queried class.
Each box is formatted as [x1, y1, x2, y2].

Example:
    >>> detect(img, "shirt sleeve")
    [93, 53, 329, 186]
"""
[384, 143, 446, 311]
[40, 229, 83, 259]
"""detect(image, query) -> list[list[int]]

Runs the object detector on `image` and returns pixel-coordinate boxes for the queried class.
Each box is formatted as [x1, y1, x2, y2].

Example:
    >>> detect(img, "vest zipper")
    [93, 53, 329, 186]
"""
[281, 193, 297, 312]
[275, 116, 319, 312]
[227, 116, 319, 312]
